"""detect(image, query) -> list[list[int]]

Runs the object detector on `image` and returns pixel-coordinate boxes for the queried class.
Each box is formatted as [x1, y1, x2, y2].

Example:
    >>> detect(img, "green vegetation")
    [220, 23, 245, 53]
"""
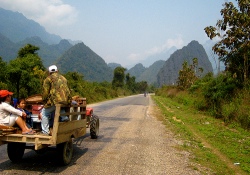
[154, 50, 250, 174]
[154, 0, 250, 130]
[177, 58, 203, 90]
[152, 93, 249, 174]
[55, 42, 114, 82]
[153, 1, 250, 174]
[0, 44, 46, 98]
[0, 44, 152, 103]
[0, 3, 249, 174]
[204, 1, 250, 84]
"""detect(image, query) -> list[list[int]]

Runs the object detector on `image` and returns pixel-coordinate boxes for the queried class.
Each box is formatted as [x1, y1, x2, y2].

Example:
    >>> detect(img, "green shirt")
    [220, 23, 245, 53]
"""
[42, 72, 71, 108]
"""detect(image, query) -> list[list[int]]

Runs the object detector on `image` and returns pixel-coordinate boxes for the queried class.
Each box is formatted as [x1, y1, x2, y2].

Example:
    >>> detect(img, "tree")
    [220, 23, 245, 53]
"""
[64, 72, 85, 95]
[125, 73, 136, 93]
[0, 57, 8, 89]
[18, 44, 39, 58]
[136, 81, 148, 93]
[7, 44, 45, 98]
[204, 0, 250, 82]
[177, 58, 203, 90]
[112, 67, 126, 88]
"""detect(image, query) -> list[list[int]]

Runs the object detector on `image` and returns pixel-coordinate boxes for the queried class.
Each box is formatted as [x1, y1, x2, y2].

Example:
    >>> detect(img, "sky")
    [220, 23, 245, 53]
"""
[0, 0, 236, 67]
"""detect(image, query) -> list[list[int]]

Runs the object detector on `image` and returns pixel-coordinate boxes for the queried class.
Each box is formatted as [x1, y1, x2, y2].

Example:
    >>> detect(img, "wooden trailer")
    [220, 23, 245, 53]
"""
[0, 98, 99, 165]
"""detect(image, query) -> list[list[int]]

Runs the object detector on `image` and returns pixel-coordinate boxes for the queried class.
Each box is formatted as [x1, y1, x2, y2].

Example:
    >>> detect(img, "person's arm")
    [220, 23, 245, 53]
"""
[3, 103, 26, 117]
[38, 113, 42, 120]
[42, 78, 51, 102]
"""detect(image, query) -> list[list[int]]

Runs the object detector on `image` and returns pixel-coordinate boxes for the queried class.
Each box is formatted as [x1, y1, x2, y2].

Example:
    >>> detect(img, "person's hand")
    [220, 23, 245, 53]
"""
[22, 112, 27, 119]
[38, 113, 42, 120]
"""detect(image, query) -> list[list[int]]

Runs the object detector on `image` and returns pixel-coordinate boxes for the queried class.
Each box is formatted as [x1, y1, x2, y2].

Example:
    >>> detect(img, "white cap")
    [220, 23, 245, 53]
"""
[48, 65, 58, 73]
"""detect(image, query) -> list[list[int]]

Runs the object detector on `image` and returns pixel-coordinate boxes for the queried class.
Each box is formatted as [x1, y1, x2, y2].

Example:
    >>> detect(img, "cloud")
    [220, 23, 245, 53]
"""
[164, 35, 184, 49]
[0, 0, 78, 33]
[128, 35, 184, 62]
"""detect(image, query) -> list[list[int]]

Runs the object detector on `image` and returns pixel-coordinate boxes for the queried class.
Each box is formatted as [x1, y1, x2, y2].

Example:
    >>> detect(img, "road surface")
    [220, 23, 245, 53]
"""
[0, 94, 201, 175]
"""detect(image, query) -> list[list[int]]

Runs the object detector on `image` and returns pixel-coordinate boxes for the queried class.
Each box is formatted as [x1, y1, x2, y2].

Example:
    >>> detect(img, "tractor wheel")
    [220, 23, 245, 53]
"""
[90, 114, 99, 139]
[7, 142, 26, 163]
[57, 139, 73, 165]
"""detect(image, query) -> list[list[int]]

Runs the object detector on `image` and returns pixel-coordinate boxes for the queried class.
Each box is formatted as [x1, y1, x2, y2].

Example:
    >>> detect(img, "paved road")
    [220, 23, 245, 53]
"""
[0, 94, 201, 175]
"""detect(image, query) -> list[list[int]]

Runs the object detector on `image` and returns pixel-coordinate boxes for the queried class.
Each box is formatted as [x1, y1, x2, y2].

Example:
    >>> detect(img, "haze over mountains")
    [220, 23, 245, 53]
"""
[140, 46, 177, 68]
[0, 8, 61, 44]
[0, 7, 217, 85]
[157, 41, 213, 86]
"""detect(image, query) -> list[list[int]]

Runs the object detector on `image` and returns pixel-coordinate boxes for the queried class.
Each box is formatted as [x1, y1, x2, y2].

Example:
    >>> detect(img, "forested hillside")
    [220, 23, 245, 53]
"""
[137, 60, 165, 85]
[127, 63, 146, 79]
[127, 41, 213, 86]
[0, 33, 18, 60]
[0, 6, 218, 86]
[56, 43, 113, 82]
[108, 63, 122, 70]
[127, 60, 165, 85]
[157, 40, 213, 86]
[17, 37, 72, 68]
[0, 34, 72, 68]
[0, 7, 114, 82]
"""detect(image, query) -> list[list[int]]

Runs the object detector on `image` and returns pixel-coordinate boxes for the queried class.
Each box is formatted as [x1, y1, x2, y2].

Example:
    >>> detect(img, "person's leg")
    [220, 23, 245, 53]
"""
[8, 115, 17, 127]
[41, 106, 55, 134]
[77, 107, 81, 120]
[26, 116, 33, 128]
[15, 117, 32, 133]
[8, 115, 30, 130]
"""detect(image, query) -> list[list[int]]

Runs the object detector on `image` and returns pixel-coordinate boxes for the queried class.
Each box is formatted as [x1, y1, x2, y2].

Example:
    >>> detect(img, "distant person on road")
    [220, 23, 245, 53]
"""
[41, 65, 71, 135]
[0, 90, 35, 135]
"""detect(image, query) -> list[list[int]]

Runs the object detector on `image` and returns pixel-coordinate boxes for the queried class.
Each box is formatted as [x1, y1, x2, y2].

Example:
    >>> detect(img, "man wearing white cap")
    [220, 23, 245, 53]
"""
[41, 65, 71, 135]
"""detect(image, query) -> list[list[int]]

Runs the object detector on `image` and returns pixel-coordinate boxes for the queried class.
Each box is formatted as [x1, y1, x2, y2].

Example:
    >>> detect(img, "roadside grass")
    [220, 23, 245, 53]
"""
[152, 95, 249, 175]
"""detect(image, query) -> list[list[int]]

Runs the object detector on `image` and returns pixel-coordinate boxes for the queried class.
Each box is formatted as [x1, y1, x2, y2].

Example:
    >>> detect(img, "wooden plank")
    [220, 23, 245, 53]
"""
[51, 104, 61, 143]
[35, 137, 51, 150]
[56, 127, 86, 144]
[0, 134, 52, 145]
[60, 104, 86, 108]
[57, 119, 86, 134]
[51, 104, 87, 143]
[61, 106, 86, 116]
[61, 111, 86, 116]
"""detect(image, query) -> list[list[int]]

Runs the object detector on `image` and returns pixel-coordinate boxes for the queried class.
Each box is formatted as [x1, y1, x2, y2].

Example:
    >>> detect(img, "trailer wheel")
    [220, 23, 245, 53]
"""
[90, 114, 99, 139]
[57, 139, 73, 165]
[7, 142, 26, 163]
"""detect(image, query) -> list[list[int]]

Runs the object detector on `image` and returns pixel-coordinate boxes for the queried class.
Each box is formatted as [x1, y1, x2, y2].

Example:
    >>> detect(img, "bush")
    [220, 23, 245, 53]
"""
[175, 91, 193, 106]
[155, 85, 177, 98]
[155, 73, 250, 129]
[193, 96, 207, 111]
[0, 82, 8, 90]
[221, 101, 239, 123]
[202, 73, 239, 118]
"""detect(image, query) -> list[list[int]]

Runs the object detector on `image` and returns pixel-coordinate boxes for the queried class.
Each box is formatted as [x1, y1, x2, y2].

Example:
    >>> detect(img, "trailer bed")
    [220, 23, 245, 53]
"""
[0, 99, 91, 165]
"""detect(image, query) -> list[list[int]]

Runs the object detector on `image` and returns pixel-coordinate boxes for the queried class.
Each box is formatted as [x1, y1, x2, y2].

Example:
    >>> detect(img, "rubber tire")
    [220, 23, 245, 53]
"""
[90, 114, 99, 139]
[7, 142, 26, 163]
[57, 139, 73, 165]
